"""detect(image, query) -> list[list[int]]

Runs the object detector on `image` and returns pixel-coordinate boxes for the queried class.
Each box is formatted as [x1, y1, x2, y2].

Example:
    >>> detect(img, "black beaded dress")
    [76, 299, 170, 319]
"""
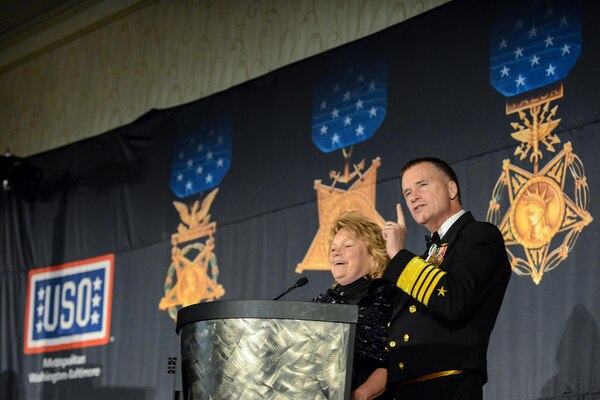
[313, 276, 395, 393]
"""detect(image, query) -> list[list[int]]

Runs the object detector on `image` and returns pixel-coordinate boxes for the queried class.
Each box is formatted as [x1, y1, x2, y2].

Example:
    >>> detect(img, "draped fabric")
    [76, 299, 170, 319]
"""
[0, 0, 450, 158]
[2, 1, 600, 399]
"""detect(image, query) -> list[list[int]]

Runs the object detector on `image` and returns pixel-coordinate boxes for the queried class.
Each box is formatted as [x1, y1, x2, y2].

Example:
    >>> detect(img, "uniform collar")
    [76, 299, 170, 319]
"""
[436, 209, 465, 240]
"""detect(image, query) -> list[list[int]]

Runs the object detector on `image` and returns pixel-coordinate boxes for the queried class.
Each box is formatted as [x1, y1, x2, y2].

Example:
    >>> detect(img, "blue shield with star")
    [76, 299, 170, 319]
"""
[490, 0, 582, 97]
[311, 59, 387, 153]
[170, 116, 232, 198]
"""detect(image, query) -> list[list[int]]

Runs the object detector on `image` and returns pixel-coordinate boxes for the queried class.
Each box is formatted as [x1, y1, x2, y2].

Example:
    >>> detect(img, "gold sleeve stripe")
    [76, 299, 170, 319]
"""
[396, 256, 427, 293]
[412, 265, 438, 299]
[414, 266, 442, 302]
[395, 256, 447, 306]
[422, 269, 446, 306]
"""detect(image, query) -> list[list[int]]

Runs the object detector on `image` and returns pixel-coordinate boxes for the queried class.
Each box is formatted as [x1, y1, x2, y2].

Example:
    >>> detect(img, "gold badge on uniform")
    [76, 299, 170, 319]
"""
[426, 243, 447, 267]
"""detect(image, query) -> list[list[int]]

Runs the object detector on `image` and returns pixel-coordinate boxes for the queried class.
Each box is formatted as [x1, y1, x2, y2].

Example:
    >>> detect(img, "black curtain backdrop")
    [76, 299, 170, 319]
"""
[2, 0, 600, 399]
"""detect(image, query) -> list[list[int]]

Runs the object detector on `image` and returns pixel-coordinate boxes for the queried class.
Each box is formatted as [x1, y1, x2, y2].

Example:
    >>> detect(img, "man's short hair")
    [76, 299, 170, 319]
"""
[400, 157, 461, 203]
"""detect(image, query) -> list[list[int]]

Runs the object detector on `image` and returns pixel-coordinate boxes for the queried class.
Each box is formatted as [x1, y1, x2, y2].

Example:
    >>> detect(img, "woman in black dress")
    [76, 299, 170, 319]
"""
[313, 211, 396, 400]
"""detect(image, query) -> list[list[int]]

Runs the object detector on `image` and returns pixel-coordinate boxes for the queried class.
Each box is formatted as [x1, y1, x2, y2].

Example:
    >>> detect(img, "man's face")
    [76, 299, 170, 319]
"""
[401, 162, 457, 233]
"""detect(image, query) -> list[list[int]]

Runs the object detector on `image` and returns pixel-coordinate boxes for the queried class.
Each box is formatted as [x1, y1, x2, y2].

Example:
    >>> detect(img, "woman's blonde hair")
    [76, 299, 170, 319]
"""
[328, 211, 390, 279]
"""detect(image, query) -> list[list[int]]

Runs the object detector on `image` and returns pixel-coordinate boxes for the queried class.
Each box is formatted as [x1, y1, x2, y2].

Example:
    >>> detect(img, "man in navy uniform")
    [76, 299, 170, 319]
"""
[382, 157, 511, 399]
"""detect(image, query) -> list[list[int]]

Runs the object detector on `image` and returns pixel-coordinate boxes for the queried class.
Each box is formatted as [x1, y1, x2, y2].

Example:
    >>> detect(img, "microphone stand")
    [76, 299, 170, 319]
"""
[273, 277, 308, 300]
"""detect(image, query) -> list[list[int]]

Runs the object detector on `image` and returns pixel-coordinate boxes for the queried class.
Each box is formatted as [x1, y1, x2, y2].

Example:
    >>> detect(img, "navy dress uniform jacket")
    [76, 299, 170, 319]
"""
[383, 212, 511, 385]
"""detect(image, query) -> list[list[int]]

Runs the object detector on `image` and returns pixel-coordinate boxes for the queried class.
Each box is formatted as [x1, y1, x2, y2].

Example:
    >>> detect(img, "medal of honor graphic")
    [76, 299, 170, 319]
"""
[159, 117, 230, 319]
[297, 59, 388, 272]
[297, 156, 385, 272]
[487, 0, 592, 284]
[159, 188, 225, 319]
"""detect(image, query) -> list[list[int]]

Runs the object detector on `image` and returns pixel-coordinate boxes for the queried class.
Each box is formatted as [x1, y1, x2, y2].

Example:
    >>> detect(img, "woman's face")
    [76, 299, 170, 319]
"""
[328, 229, 373, 286]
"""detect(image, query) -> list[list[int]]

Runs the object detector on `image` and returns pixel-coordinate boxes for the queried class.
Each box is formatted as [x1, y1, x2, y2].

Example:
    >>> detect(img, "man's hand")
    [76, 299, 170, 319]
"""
[382, 203, 406, 259]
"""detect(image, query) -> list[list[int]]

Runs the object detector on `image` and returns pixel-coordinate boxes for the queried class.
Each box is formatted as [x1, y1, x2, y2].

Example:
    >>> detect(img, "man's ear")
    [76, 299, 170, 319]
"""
[448, 181, 458, 200]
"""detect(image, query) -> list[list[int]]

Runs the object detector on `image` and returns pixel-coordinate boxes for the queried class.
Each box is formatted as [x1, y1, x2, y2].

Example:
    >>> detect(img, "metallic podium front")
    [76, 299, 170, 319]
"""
[176, 300, 358, 400]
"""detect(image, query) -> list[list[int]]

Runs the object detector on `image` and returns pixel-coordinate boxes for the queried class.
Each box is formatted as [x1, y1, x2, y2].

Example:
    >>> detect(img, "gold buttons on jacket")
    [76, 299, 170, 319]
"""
[398, 362, 405, 369]
[403, 334, 410, 342]
[389, 341, 396, 347]
[409, 305, 417, 313]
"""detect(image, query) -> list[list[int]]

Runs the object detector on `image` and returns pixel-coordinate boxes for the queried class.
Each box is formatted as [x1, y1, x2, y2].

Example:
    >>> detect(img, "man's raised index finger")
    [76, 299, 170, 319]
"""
[396, 203, 405, 226]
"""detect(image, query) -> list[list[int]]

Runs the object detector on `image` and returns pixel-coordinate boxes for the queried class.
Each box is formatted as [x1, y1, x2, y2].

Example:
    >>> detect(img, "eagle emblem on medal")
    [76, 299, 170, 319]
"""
[159, 118, 231, 319]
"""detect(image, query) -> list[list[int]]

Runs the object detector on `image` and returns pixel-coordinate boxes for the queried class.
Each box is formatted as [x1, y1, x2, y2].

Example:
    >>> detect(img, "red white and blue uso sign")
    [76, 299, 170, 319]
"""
[24, 254, 114, 354]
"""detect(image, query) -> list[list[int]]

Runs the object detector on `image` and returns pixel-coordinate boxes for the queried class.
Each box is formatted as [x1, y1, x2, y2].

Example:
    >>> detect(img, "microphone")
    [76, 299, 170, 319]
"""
[272, 277, 309, 300]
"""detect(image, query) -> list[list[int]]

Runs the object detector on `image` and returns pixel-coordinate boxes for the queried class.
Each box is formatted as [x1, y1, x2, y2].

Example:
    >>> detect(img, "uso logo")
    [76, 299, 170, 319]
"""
[24, 254, 114, 354]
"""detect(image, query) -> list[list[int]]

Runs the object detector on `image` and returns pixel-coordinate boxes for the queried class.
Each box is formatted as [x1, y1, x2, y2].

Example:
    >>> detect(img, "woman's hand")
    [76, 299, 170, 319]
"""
[352, 389, 368, 400]
[352, 367, 387, 400]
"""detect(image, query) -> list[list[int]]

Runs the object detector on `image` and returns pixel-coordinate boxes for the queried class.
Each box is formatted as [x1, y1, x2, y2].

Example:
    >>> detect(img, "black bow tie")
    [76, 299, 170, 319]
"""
[425, 232, 441, 249]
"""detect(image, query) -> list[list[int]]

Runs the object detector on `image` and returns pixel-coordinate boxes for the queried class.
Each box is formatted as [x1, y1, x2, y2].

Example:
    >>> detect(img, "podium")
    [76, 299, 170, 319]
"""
[176, 300, 358, 400]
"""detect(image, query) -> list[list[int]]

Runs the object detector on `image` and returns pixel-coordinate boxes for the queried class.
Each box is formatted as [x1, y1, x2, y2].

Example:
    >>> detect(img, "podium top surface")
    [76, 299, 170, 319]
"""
[176, 300, 358, 333]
